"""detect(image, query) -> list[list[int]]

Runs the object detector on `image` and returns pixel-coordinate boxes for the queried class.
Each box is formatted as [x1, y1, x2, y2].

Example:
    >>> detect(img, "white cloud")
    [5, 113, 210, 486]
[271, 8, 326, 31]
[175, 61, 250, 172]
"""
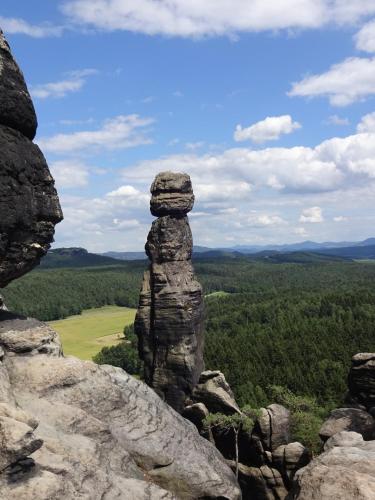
[31, 69, 97, 99]
[0, 16, 63, 37]
[38, 114, 154, 154]
[61, 0, 375, 38]
[355, 19, 375, 53]
[234, 115, 301, 144]
[326, 115, 349, 126]
[333, 216, 348, 222]
[289, 56, 375, 106]
[247, 214, 286, 227]
[357, 111, 375, 132]
[107, 185, 149, 204]
[299, 206, 324, 223]
[123, 146, 343, 195]
[50, 160, 89, 188]
[195, 181, 252, 203]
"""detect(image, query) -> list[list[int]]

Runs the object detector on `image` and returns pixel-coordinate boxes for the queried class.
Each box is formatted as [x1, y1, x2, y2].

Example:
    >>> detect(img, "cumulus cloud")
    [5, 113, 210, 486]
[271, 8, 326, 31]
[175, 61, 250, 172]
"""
[357, 111, 375, 132]
[38, 114, 154, 154]
[60, 0, 375, 38]
[50, 160, 90, 188]
[31, 69, 97, 99]
[0, 16, 63, 37]
[289, 56, 375, 106]
[247, 214, 286, 227]
[299, 206, 324, 223]
[234, 115, 301, 144]
[355, 18, 375, 53]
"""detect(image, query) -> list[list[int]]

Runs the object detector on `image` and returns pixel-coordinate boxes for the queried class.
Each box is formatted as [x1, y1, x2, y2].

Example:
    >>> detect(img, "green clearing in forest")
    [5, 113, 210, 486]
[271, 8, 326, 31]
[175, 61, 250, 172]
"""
[49, 305, 136, 360]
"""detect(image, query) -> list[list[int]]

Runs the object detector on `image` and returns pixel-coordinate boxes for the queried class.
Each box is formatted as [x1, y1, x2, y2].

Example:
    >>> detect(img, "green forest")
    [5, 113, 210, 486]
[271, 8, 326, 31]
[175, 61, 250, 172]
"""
[2, 258, 375, 419]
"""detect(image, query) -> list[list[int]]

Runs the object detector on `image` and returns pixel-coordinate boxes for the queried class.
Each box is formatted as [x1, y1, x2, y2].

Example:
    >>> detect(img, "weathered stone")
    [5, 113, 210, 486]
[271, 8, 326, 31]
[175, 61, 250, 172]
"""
[273, 442, 310, 485]
[290, 431, 375, 499]
[0, 324, 240, 499]
[182, 402, 209, 433]
[192, 370, 241, 415]
[0, 30, 37, 140]
[0, 414, 42, 472]
[230, 461, 288, 500]
[0, 311, 62, 356]
[319, 407, 375, 442]
[150, 171, 194, 216]
[0, 126, 62, 288]
[135, 172, 204, 413]
[254, 404, 290, 452]
[348, 353, 375, 410]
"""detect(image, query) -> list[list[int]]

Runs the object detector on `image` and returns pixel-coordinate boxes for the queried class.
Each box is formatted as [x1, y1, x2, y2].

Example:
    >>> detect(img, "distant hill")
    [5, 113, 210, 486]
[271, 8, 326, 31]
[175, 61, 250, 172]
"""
[102, 245, 213, 261]
[312, 244, 375, 260]
[40, 248, 126, 268]
[231, 237, 375, 254]
[102, 251, 146, 261]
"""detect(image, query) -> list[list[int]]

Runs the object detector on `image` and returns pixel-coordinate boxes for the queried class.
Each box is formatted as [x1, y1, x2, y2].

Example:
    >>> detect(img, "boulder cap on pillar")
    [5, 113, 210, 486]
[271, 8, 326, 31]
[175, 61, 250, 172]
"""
[150, 171, 195, 216]
[0, 30, 37, 140]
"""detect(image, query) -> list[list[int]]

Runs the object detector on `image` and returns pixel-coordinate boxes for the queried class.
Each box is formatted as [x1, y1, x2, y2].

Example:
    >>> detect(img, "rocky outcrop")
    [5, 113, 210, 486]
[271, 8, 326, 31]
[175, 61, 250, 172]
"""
[319, 408, 375, 442]
[0, 30, 62, 288]
[191, 370, 241, 415]
[135, 172, 204, 413]
[348, 353, 375, 411]
[289, 432, 375, 499]
[0, 311, 240, 499]
[0, 30, 37, 140]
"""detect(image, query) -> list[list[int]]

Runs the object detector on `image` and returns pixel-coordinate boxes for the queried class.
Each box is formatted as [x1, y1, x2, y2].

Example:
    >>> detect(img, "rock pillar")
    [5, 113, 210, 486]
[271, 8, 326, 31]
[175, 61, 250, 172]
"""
[135, 171, 204, 412]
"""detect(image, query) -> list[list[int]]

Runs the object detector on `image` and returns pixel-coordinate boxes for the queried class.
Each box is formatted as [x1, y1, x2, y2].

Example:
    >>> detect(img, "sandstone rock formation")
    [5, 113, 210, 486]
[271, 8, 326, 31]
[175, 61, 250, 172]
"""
[191, 370, 241, 415]
[290, 354, 375, 498]
[319, 407, 375, 442]
[348, 353, 375, 411]
[135, 172, 204, 413]
[0, 30, 62, 288]
[289, 431, 375, 499]
[0, 312, 240, 499]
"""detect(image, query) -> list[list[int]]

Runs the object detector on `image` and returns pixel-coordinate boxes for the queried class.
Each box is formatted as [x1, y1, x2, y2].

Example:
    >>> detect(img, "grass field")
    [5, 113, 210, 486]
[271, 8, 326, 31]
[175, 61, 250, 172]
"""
[49, 305, 136, 360]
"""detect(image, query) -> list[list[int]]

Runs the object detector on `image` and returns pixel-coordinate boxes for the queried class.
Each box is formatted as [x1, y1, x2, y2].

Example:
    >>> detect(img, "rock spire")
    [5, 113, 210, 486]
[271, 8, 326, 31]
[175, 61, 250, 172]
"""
[135, 171, 204, 412]
[0, 30, 62, 288]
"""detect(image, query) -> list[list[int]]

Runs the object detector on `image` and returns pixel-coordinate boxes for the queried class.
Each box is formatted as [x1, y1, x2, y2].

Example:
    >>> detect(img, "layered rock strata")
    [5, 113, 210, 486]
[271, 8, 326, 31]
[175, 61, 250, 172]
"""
[0, 30, 62, 288]
[135, 172, 204, 413]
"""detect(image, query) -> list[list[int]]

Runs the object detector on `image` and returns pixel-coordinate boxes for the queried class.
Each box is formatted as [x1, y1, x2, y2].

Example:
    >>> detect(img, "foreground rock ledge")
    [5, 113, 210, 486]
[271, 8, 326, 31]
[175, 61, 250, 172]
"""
[0, 312, 240, 499]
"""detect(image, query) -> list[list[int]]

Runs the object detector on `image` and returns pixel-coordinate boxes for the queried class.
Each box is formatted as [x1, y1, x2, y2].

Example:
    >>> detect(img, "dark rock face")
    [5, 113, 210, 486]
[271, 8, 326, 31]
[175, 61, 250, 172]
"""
[135, 172, 204, 413]
[0, 31, 62, 289]
[0, 30, 37, 140]
[348, 353, 375, 410]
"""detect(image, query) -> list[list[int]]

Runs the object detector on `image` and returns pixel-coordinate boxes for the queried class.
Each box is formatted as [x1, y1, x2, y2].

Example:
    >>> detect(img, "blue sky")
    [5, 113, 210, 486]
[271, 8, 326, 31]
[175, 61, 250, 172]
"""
[2, 1, 375, 251]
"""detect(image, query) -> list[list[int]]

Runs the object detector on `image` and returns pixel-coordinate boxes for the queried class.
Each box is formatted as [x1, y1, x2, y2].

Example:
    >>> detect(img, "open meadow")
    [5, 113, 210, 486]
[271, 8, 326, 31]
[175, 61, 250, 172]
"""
[49, 305, 136, 360]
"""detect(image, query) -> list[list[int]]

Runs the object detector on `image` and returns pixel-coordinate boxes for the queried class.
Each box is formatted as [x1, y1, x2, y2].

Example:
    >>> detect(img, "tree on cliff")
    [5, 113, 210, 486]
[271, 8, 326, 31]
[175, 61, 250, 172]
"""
[204, 407, 257, 478]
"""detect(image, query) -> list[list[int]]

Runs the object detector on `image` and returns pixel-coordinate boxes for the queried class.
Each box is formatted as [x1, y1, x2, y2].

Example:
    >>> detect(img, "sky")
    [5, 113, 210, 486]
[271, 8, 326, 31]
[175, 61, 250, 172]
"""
[2, 1, 375, 251]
